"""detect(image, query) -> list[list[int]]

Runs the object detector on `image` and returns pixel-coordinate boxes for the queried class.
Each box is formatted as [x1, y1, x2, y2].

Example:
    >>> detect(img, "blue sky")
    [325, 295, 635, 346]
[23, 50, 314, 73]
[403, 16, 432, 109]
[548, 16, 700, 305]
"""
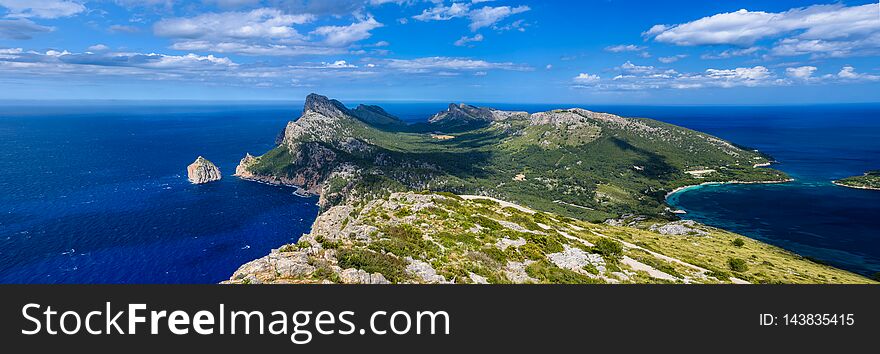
[0, 0, 878, 104]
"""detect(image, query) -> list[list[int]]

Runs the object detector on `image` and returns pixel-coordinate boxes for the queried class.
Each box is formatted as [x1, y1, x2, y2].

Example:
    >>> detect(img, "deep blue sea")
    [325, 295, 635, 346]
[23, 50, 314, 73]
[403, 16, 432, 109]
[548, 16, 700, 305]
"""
[1, 102, 878, 282]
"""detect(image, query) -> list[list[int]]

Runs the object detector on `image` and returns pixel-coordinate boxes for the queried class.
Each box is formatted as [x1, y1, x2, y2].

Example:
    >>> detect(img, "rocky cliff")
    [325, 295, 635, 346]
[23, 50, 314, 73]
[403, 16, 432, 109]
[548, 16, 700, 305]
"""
[187, 156, 221, 184]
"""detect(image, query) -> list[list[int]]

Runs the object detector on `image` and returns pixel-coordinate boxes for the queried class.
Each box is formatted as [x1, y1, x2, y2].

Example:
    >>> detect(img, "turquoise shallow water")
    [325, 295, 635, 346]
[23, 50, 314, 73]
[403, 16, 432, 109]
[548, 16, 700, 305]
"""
[1, 102, 878, 282]
[652, 105, 880, 277]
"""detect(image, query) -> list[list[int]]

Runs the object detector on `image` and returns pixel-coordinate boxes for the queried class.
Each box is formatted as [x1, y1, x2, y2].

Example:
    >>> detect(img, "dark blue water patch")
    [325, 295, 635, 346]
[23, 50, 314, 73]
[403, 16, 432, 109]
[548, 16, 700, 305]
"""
[0, 104, 317, 283]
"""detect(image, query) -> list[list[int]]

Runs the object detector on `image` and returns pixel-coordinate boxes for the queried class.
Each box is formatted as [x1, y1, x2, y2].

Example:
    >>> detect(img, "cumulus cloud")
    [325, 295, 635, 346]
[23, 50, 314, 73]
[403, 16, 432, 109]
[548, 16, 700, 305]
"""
[605, 44, 645, 53]
[574, 62, 782, 90]
[0, 48, 237, 82]
[644, 4, 880, 58]
[785, 66, 817, 80]
[700, 47, 761, 60]
[467, 5, 529, 31]
[0, 18, 53, 39]
[154, 8, 314, 41]
[311, 17, 383, 46]
[383, 56, 530, 73]
[573, 73, 600, 84]
[454, 33, 483, 47]
[837, 66, 880, 81]
[153, 8, 382, 55]
[169, 41, 344, 56]
[0, 0, 85, 19]
[412, 2, 530, 32]
[86, 44, 109, 52]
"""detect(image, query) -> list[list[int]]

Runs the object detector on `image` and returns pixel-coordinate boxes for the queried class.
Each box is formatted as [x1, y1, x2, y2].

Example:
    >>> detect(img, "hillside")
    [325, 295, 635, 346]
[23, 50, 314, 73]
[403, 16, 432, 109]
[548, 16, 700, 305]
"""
[834, 170, 880, 190]
[235, 94, 789, 221]
[224, 192, 872, 284]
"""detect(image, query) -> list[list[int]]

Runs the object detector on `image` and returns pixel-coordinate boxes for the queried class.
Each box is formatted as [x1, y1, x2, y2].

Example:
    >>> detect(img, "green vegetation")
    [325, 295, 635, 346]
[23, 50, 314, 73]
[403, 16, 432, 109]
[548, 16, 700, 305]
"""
[242, 95, 788, 219]
[526, 260, 604, 284]
[337, 248, 407, 283]
[728, 258, 749, 272]
[732, 238, 745, 247]
[834, 170, 880, 190]
[592, 238, 624, 261]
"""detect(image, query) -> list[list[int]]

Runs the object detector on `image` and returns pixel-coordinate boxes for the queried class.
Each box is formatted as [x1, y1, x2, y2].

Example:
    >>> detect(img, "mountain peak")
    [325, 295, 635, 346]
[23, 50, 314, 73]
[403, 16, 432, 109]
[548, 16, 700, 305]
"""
[429, 102, 495, 125]
[304, 93, 351, 119]
[351, 104, 405, 126]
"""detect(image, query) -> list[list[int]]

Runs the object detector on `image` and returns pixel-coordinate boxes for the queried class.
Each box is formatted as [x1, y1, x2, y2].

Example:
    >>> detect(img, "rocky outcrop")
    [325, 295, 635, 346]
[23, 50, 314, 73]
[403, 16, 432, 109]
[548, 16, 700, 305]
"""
[187, 156, 221, 184]
[234, 153, 257, 178]
[649, 220, 709, 236]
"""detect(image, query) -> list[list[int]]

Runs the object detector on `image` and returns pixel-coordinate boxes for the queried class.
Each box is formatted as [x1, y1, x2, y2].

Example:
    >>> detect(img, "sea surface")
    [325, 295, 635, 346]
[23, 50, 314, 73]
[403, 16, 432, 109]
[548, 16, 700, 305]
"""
[0, 102, 878, 282]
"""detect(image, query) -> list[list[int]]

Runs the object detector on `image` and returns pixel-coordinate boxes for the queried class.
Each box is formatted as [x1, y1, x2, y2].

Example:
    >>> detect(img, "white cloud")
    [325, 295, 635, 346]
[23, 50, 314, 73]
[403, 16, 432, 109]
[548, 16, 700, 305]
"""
[454, 33, 483, 46]
[700, 47, 761, 59]
[311, 17, 383, 46]
[0, 49, 237, 80]
[644, 4, 880, 58]
[545, 64, 552, 70]
[383, 56, 530, 73]
[785, 66, 817, 79]
[605, 44, 645, 53]
[412, 2, 530, 32]
[467, 5, 529, 31]
[87, 44, 109, 52]
[413, 3, 471, 21]
[837, 66, 880, 81]
[0, 18, 53, 39]
[703, 66, 771, 87]
[320, 60, 357, 68]
[658, 54, 687, 63]
[0, 0, 85, 19]
[154, 8, 314, 41]
[169, 41, 344, 56]
[573, 73, 600, 84]
[574, 63, 780, 90]
[619, 61, 655, 74]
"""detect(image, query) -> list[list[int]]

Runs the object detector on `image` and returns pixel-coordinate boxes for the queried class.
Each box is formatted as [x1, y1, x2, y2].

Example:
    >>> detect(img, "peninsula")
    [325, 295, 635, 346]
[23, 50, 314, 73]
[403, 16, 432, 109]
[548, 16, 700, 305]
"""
[833, 170, 880, 191]
[225, 94, 873, 284]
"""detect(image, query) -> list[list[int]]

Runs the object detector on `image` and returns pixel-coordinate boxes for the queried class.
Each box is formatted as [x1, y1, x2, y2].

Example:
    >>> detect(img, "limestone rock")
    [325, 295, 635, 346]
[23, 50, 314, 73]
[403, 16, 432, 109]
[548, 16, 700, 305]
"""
[234, 153, 257, 178]
[187, 156, 221, 184]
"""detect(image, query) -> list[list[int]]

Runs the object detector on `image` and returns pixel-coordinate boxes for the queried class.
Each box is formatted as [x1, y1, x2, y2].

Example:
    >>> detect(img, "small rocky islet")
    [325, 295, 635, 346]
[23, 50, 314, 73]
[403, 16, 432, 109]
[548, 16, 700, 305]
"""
[221, 93, 874, 284]
[187, 156, 221, 184]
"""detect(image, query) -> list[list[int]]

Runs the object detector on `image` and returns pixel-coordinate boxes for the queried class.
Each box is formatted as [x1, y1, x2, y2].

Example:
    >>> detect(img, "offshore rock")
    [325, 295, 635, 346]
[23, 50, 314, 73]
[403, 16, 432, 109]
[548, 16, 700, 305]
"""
[187, 156, 221, 184]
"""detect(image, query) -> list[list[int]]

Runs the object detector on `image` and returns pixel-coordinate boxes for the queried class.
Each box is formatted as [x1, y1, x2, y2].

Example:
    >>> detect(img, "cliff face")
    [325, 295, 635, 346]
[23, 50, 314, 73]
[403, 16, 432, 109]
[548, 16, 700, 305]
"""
[187, 156, 221, 184]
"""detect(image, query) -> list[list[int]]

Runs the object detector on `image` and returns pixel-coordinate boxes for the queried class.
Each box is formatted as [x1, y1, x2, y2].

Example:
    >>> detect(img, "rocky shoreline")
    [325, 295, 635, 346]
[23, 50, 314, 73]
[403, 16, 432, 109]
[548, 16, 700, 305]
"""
[831, 181, 880, 191]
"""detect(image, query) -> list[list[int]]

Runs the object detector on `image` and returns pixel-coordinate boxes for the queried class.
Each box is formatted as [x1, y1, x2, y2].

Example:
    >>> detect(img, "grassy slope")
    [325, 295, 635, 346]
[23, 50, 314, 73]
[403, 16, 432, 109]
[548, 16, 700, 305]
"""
[231, 192, 872, 284]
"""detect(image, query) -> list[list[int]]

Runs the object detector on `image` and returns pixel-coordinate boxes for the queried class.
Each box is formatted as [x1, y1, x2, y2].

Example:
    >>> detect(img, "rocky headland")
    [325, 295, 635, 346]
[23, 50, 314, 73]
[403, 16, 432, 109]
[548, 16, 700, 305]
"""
[225, 94, 874, 284]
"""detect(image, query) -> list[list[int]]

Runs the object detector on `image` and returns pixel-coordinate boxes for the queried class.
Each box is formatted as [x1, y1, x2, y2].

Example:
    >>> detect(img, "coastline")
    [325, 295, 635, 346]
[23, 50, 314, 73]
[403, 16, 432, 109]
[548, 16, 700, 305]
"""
[664, 178, 796, 200]
[235, 174, 316, 197]
[831, 180, 880, 191]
